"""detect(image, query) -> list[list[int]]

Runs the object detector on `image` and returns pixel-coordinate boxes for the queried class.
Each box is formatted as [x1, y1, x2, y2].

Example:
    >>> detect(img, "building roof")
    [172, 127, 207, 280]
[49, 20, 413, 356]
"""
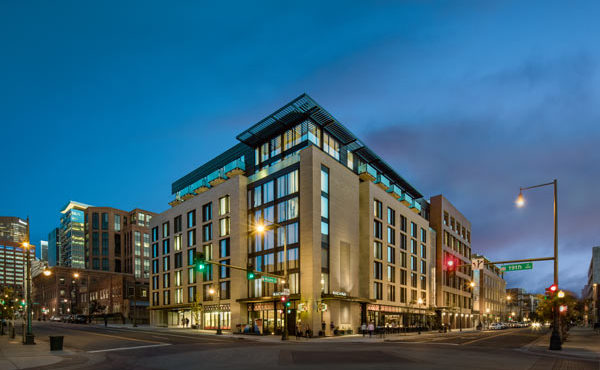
[60, 201, 93, 214]
[237, 93, 423, 198]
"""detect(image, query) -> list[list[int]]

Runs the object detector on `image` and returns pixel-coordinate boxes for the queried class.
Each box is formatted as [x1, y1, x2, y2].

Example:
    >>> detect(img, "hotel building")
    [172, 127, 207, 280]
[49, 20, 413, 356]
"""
[149, 94, 434, 334]
[430, 195, 474, 329]
[472, 254, 506, 327]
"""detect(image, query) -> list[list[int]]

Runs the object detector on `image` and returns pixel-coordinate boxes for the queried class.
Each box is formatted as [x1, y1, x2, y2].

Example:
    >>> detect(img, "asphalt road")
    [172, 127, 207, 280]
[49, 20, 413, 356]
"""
[20, 322, 598, 370]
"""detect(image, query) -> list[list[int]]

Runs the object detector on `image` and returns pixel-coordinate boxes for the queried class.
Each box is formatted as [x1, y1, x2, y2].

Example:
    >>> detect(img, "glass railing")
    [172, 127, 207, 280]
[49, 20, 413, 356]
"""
[399, 193, 413, 205]
[375, 174, 390, 188]
[248, 152, 300, 183]
[358, 163, 377, 179]
[410, 200, 422, 212]
[207, 169, 226, 183]
[387, 185, 402, 197]
[224, 158, 246, 174]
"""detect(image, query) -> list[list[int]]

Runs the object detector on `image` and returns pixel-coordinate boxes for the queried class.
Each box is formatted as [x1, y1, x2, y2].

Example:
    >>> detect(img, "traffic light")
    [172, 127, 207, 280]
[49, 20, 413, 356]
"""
[549, 284, 558, 293]
[559, 305, 567, 313]
[281, 296, 291, 307]
[247, 261, 260, 280]
[194, 251, 207, 271]
[446, 258, 456, 273]
[247, 271, 256, 279]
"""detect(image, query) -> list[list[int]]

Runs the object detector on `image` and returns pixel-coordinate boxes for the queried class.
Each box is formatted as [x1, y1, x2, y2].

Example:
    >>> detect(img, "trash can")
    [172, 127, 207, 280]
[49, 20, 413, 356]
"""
[49, 336, 64, 351]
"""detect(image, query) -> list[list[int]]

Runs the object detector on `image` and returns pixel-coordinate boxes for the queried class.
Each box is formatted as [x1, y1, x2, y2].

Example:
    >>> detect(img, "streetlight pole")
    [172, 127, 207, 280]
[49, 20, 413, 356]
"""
[516, 179, 560, 350]
[208, 286, 222, 335]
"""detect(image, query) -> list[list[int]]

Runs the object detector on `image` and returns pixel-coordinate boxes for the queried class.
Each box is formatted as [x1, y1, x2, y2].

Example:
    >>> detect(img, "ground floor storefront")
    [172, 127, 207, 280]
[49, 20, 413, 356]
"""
[365, 304, 435, 331]
[150, 303, 231, 330]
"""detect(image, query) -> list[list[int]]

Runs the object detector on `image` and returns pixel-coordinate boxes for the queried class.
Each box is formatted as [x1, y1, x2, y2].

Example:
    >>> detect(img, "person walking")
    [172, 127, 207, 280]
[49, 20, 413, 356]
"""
[361, 323, 367, 337]
[368, 322, 374, 338]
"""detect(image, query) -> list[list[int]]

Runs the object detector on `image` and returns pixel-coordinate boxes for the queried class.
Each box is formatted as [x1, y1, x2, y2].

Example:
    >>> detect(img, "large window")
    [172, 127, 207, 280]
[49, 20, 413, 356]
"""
[219, 217, 230, 237]
[373, 200, 382, 219]
[277, 170, 298, 198]
[101, 213, 108, 230]
[323, 132, 339, 159]
[187, 211, 196, 228]
[114, 214, 121, 231]
[102, 232, 109, 256]
[202, 203, 212, 222]
[203, 224, 212, 242]
[219, 196, 230, 216]
[134, 231, 141, 256]
[277, 197, 298, 222]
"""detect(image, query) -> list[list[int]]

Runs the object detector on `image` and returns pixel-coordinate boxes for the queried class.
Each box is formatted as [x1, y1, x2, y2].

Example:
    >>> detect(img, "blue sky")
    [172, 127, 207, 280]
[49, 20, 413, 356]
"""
[1, 1, 598, 295]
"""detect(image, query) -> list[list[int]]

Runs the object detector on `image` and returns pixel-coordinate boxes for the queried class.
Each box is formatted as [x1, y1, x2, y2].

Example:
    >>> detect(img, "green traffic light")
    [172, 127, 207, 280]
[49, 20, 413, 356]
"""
[247, 272, 255, 280]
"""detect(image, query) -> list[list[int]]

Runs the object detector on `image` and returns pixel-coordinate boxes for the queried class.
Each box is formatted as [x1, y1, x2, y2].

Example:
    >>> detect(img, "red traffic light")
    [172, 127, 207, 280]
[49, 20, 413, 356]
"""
[549, 284, 558, 293]
[281, 296, 287, 302]
[446, 258, 456, 271]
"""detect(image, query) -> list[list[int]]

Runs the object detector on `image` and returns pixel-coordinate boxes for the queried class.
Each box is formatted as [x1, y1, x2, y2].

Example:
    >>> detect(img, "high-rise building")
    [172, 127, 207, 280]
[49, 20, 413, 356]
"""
[48, 227, 61, 266]
[472, 254, 506, 327]
[56, 201, 155, 276]
[60, 201, 90, 268]
[429, 195, 474, 329]
[149, 94, 433, 334]
[0, 216, 28, 244]
[40, 240, 48, 262]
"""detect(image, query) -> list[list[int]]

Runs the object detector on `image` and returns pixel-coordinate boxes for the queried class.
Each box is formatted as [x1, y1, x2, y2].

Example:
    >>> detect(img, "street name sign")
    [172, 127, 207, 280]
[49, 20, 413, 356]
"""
[501, 262, 533, 272]
[262, 276, 278, 284]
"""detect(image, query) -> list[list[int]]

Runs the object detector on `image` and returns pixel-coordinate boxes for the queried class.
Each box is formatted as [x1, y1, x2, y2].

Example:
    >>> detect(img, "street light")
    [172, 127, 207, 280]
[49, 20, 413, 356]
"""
[208, 287, 222, 335]
[255, 222, 289, 340]
[516, 179, 561, 350]
[43, 269, 51, 277]
[557, 290, 565, 299]
[22, 241, 34, 344]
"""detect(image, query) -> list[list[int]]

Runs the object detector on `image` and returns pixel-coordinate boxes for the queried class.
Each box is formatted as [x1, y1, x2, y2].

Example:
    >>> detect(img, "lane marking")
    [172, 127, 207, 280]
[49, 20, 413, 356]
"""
[78, 330, 164, 344]
[88, 343, 171, 353]
[461, 330, 518, 345]
[151, 335, 170, 339]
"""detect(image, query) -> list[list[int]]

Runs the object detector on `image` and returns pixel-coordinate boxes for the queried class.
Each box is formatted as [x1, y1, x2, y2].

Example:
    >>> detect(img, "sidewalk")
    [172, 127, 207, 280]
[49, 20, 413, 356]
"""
[0, 334, 72, 370]
[523, 326, 600, 361]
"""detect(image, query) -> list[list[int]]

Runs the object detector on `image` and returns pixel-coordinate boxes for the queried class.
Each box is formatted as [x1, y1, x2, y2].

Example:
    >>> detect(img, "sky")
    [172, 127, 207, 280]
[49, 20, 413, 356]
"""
[1, 1, 598, 295]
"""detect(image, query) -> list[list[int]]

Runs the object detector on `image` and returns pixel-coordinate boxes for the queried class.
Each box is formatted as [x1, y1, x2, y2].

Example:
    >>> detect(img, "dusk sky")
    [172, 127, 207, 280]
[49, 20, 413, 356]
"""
[1, 1, 598, 295]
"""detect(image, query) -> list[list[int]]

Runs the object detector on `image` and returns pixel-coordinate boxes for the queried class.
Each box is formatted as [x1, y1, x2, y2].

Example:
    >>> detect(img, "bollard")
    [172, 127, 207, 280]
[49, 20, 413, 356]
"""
[49, 336, 64, 351]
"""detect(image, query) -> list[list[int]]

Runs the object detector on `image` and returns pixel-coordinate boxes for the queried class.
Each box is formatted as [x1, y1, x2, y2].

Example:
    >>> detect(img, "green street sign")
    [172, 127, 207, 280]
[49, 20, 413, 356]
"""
[502, 263, 533, 272]
[262, 276, 278, 284]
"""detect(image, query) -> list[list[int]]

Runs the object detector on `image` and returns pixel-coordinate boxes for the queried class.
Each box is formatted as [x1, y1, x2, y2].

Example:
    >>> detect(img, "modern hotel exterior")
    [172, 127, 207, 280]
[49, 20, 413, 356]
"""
[149, 94, 435, 334]
[429, 195, 474, 329]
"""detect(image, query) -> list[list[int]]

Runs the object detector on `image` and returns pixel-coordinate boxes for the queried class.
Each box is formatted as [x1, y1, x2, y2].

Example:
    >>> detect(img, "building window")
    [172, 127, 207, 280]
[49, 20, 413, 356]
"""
[322, 131, 339, 159]
[188, 267, 196, 284]
[163, 239, 170, 254]
[276, 170, 298, 198]
[219, 217, 230, 237]
[163, 222, 169, 238]
[92, 232, 99, 255]
[202, 203, 212, 222]
[203, 224, 212, 242]
[270, 136, 281, 157]
[321, 166, 329, 194]
[387, 208, 395, 226]
[411, 256, 417, 272]
[220, 238, 230, 258]
[175, 253, 183, 269]
[174, 215, 182, 233]
[387, 227, 395, 245]
[387, 265, 396, 283]
[102, 259, 109, 271]
[347, 150, 354, 170]
[92, 213, 99, 229]
[114, 214, 121, 231]
[163, 291, 170, 305]
[152, 243, 159, 258]
[420, 244, 427, 259]
[219, 196, 230, 216]
[163, 256, 170, 272]
[387, 285, 396, 302]
[373, 241, 383, 260]
[187, 211, 196, 228]
[387, 246, 395, 264]
[187, 229, 196, 247]
[411, 222, 417, 238]
[411, 239, 417, 254]
[102, 232, 109, 256]
[374, 282, 383, 300]
[175, 270, 182, 286]
[321, 196, 328, 219]
[374, 261, 383, 280]
[101, 213, 108, 230]
[277, 197, 299, 222]
[134, 231, 141, 256]
[373, 200, 382, 219]
[373, 220, 382, 239]
[187, 248, 195, 266]
[400, 215, 407, 232]
[152, 227, 158, 242]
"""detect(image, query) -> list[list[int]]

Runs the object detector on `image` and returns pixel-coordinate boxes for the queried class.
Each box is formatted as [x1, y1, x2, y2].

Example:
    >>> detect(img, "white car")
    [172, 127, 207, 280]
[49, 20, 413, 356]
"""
[489, 323, 503, 330]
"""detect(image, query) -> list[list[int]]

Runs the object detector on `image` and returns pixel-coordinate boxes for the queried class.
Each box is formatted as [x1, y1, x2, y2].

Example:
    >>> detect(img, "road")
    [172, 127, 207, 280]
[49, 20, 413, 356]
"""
[18, 322, 597, 370]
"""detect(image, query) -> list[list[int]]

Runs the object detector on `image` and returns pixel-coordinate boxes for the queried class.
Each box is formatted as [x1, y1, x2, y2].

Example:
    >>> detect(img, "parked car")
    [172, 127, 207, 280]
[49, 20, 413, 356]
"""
[72, 315, 88, 324]
[49, 316, 62, 322]
[489, 323, 503, 330]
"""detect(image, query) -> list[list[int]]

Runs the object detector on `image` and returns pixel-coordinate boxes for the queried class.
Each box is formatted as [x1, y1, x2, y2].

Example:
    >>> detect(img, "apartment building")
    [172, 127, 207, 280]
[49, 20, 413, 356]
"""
[430, 195, 474, 329]
[583, 246, 600, 325]
[0, 216, 32, 294]
[472, 254, 506, 327]
[0, 216, 28, 244]
[57, 201, 155, 277]
[149, 94, 432, 334]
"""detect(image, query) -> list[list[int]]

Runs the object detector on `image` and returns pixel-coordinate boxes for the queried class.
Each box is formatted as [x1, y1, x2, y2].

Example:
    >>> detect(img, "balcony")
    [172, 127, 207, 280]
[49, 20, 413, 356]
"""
[399, 193, 413, 207]
[375, 174, 390, 191]
[181, 193, 195, 201]
[387, 185, 402, 198]
[358, 163, 377, 182]
[224, 158, 245, 177]
[169, 198, 183, 207]
[410, 200, 422, 213]
[192, 179, 210, 194]
[208, 169, 227, 186]
[248, 152, 300, 183]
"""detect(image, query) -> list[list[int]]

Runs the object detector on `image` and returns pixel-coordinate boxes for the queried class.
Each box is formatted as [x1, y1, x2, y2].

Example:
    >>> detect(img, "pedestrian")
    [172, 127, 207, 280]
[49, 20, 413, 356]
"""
[361, 322, 367, 337]
[330, 321, 335, 335]
[321, 321, 326, 336]
[368, 322, 374, 338]
[181, 317, 185, 328]
[186, 318, 190, 328]
[103, 314, 108, 327]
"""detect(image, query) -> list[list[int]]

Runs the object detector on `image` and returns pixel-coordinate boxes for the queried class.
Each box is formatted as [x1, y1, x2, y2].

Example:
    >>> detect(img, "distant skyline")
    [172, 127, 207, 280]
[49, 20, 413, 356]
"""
[1, 1, 598, 295]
